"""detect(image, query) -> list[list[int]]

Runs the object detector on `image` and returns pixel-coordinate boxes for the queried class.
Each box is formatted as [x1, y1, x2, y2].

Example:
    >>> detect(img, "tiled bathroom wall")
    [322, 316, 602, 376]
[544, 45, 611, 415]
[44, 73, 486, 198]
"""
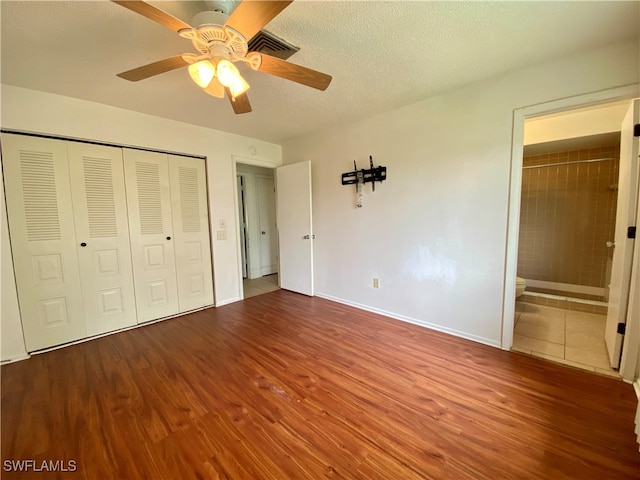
[517, 145, 619, 297]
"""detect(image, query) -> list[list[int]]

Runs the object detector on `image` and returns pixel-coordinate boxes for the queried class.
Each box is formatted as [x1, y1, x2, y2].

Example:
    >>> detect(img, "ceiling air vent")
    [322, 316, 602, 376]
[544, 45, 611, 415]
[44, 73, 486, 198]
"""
[248, 30, 300, 60]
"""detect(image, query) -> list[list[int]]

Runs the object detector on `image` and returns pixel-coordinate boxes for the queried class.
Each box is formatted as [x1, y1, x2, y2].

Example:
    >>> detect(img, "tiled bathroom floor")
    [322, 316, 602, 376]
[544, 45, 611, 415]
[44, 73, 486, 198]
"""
[243, 273, 279, 299]
[513, 302, 618, 377]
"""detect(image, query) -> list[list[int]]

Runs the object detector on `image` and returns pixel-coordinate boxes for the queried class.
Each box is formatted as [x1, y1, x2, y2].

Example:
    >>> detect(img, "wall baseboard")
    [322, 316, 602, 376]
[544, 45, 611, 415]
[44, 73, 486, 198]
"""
[215, 296, 242, 307]
[260, 266, 278, 276]
[0, 353, 31, 364]
[315, 292, 501, 349]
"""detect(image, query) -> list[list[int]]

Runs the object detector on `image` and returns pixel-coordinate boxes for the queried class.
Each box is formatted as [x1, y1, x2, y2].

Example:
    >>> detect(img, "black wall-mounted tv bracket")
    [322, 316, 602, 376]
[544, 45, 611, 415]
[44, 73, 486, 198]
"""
[341, 156, 387, 207]
[341, 156, 387, 190]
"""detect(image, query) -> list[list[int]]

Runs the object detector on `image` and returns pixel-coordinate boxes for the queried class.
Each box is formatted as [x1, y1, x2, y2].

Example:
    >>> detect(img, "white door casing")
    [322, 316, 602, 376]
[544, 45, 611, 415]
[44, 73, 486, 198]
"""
[2, 134, 87, 351]
[605, 99, 639, 368]
[257, 175, 278, 276]
[237, 175, 248, 278]
[168, 154, 214, 312]
[619, 147, 640, 381]
[276, 161, 314, 296]
[67, 142, 137, 336]
[123, 149, 179, 323]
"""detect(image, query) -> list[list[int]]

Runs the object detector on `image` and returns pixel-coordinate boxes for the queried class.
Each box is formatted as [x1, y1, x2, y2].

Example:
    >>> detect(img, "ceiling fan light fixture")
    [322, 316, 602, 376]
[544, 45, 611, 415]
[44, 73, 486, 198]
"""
[188, 60, 215, 88]
[204, 77, 225, 98]
[111, 0, 331, 114]
[229, 75, 250, 99]
[216, 59, 241, 87]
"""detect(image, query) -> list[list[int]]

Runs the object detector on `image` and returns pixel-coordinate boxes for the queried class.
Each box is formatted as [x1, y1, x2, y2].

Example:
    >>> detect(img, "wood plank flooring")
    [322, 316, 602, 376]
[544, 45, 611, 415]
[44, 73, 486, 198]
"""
[2, 290, 639, 479]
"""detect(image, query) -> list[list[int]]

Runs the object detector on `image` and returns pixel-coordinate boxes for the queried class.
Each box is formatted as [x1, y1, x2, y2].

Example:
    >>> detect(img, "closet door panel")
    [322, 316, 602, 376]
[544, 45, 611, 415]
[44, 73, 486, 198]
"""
[123, 149, 179, 323]
[67, 142, 137, 335]
[1, 134, 86, 351]
[169, 155, 214, 312]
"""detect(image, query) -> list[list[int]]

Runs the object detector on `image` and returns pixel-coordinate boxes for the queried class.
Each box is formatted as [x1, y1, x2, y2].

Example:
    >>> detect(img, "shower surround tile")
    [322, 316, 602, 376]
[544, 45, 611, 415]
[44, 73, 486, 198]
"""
[518, 144, 619, 296]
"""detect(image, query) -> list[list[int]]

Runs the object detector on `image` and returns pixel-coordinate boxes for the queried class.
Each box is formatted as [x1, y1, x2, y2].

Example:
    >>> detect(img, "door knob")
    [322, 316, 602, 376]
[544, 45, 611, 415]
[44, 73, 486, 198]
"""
[606, 241, 615, 248]
[80, 242, 87, 247]
[303, 234, 316, 240]
[166, 236, 171, 240]
[262, 231, 266, 235]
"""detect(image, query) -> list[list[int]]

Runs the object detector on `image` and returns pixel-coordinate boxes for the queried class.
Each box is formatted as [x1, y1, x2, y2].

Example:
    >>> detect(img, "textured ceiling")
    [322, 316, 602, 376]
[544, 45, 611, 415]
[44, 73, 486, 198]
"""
[1, 1, 638, 144]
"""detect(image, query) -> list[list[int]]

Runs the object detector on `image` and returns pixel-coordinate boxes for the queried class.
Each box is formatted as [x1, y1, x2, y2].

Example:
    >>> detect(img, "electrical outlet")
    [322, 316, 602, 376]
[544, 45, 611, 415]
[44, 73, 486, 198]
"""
[217, 230, 227, 241]
[373, 278, 380, 288]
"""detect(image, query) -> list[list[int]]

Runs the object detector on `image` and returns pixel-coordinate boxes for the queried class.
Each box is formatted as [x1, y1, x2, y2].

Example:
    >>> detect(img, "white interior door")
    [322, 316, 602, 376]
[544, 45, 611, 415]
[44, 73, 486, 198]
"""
[168, 154, 214, 312]
[2, 134, 86, 351]
[276, 161, 314, 295]
[605, 99, 639, 368]
[67, 142, 137, 336]
[257, 175, 277, 276]
[124, 149, 179, 323]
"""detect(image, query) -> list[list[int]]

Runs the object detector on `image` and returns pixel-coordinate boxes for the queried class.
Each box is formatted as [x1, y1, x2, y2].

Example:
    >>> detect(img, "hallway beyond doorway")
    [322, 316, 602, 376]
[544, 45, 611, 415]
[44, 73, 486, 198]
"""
[243, 274, 279, 299]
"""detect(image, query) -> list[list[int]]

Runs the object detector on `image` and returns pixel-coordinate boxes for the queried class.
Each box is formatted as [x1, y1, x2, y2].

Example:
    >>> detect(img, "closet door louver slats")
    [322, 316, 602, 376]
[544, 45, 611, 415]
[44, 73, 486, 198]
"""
[135, 161, 164, 236]
[20, 150, 62, 241]
[82, 157, 118, 238]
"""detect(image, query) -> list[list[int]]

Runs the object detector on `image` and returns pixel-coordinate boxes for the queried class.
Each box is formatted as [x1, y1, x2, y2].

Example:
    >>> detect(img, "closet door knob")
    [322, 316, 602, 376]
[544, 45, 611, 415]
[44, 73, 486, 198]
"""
[166, 236, 171, 240]
[80, 242, 87, 247]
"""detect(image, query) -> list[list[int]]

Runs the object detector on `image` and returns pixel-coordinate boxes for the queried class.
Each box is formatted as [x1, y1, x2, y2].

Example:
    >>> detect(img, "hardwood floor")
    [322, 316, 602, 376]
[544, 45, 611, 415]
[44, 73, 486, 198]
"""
[2, 290, 639, 479]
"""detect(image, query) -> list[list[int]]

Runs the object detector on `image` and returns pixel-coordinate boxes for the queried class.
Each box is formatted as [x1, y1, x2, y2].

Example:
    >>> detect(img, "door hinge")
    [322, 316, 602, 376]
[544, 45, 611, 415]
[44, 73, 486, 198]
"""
[634, 123, 640, 137]
[617, 322, 626, 335]
[628, 226, 636, 239]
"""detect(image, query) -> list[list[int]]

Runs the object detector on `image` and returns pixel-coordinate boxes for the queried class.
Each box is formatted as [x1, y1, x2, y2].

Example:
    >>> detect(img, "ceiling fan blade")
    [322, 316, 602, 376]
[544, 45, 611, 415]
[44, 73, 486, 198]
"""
[224, 1, 292, 41]
[117, 55, 188, 81]
[257, 54, 332, 91]
[226, 89, 252, 114]
[111, 1, 192, 33]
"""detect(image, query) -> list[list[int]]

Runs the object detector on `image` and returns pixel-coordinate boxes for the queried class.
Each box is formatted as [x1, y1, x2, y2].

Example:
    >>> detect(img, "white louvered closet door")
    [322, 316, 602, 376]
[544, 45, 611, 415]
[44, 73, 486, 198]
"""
[168, 155, 214, 312]
[123, 149, 179, 323]
[67, 143, 137, 335]
[1, 134, 87, 351]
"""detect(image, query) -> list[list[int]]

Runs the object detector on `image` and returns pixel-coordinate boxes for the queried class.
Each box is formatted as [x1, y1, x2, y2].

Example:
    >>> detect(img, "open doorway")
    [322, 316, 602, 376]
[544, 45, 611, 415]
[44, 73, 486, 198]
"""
[503, 90, 640, 381]
[513, 120, 622, 376]
[236, 163, 280, 298]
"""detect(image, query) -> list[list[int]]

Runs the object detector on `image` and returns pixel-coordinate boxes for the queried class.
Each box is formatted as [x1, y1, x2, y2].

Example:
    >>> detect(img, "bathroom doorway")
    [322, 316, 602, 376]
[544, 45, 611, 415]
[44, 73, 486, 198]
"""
[236, 163, 280, 299]
[507, 95, 640, 379]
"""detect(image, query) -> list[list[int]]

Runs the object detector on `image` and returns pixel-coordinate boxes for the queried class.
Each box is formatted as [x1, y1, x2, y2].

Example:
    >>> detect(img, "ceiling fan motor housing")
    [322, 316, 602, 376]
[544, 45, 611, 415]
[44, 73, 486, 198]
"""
[190, 9, 229, 28]
[179, 22, 248, 63]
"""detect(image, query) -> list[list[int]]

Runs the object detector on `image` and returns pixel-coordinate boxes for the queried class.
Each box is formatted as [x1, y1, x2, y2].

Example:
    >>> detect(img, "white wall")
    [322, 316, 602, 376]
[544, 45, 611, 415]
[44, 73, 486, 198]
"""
[1, 85, 282, 360]
[0, 160, 28, 362]
[283, 40, 639, 347]
[236, 163, 275, 279]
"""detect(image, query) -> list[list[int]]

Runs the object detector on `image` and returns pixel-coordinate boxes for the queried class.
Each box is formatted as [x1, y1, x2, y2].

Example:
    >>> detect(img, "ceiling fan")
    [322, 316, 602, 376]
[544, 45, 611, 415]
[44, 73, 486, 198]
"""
[111, 0, 332, 114]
